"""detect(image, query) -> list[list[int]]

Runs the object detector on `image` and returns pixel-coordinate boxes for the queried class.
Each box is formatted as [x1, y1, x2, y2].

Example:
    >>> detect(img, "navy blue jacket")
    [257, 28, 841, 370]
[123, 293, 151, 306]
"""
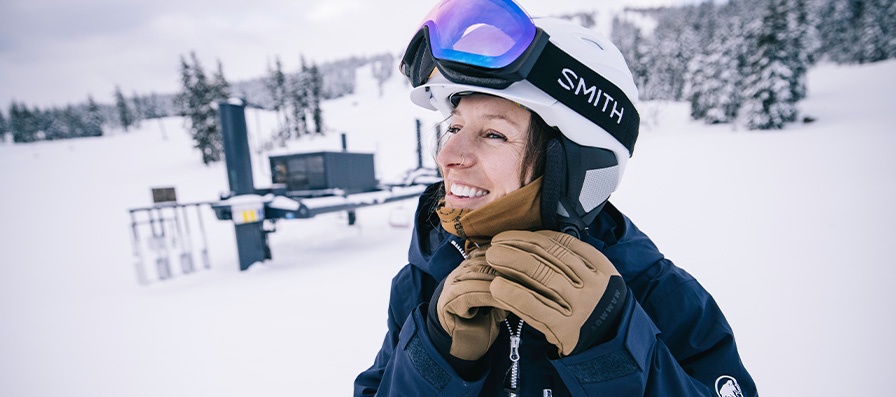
[355, 185, 757, 396]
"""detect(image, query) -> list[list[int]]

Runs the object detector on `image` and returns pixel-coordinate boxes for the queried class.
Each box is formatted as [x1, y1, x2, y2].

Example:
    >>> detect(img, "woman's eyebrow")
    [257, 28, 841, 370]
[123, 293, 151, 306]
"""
[451, 109, 523, 129]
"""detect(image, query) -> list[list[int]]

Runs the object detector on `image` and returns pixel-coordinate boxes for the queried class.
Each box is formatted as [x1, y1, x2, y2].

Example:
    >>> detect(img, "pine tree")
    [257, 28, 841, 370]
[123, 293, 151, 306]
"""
[44, 107, 69, 140]
[85, 95, 104, 137]
[786, 0, 816, 101]
[641, 9, 699, 100]
[289, 58, 310, 137]
[114, 85, 135, 132]
[687, 34, 744, 124]
[887, 0, 896, 59]
[817, 0, 853, 63]
[308, 62, 324, 134]
[61, 105, 87, 139]
[857, 0, 890, 63]
[174, 52, 228, 164]
[211, 59, 231, 101]
[266, 56, 290, 144]
[612, 16, 651, 100]
[370, 53, 394, 97]
[0, 110, 7, 142]
[742, 0, 798, 130]
[9, 102, 38, 143]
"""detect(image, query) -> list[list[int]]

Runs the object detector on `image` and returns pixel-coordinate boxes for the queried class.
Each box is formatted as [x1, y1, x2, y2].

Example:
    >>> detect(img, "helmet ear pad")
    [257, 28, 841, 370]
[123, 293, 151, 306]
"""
[541, 135, 619, 237]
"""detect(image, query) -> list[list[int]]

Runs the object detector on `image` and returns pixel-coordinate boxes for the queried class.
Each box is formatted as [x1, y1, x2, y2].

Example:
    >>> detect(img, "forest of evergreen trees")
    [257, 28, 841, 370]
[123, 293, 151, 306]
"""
[610, 0, 896, 129]
[2, 0, 892, 148]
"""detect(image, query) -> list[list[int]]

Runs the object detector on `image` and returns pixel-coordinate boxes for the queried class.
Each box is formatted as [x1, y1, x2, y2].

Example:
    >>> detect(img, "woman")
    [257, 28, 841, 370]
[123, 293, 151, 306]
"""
[355, 0, 757, 395]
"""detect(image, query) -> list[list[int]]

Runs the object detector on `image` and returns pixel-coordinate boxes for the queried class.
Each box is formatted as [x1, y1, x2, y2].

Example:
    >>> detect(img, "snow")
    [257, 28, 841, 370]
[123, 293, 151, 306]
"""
[1, 59, 895, 396]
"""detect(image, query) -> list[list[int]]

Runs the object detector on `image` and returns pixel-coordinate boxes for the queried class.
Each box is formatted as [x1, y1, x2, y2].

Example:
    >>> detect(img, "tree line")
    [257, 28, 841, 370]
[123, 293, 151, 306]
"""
[2, 88, 174, 143]
[607, 0, 895, 130]
[1, 52, 392, 165]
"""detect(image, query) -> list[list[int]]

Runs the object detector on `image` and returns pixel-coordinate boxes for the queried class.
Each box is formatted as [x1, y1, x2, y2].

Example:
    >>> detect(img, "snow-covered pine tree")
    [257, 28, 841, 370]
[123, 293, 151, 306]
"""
[370, 53, 394, 98]
[742, 0, 798, 130]
[84, 96, 104, 137]
[786, 0, 817, 102]
[9, 102, 38, 143]
[884, 0, 896, 59]
[130, 91, 144, 130]
[0, 110, 7, 142]
[687, 30, 745, 124]
[817, 0, 853, 63]
[174, 53, 228, 164]
[61, 105, 87, 139]
[308, 62, 324, 134]
[211, 60, 231, 101]
[114, 86, 135, 132]
[886, 0, 896, 59]
[288, 58, 310, 137]
[266, 56, 290, 144]
[611, 16, 651, 100]
[856, 0, 890, 63]
[644, 8, 699, 100]
[192, 54, 224, 164]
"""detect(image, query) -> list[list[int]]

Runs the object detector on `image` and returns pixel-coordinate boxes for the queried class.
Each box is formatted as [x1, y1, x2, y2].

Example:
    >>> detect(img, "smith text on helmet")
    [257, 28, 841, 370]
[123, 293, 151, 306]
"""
[558, 67, 625, 125]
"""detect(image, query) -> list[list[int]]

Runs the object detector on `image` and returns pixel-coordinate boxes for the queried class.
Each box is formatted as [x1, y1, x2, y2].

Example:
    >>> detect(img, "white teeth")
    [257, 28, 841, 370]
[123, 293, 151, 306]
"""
[451, 183, 488, 198]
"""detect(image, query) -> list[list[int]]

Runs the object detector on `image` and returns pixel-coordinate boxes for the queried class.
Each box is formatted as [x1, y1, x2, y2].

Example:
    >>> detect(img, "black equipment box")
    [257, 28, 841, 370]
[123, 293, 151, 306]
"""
[269, 152, 377, 194]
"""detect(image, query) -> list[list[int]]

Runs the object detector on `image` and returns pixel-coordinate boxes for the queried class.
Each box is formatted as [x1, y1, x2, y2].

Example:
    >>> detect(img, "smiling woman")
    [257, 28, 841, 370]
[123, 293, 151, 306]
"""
[438, 94, 534, 209]
[355, 0, 757, 395]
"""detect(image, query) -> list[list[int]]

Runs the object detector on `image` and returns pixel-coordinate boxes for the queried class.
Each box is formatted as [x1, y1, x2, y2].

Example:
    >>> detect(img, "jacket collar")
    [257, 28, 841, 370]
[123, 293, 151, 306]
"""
[407, 183, 662, 281]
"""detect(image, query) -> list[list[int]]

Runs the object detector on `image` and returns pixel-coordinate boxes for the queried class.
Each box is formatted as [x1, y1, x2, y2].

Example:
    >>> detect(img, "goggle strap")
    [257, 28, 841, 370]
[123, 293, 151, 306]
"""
[527, 41, 640, 156]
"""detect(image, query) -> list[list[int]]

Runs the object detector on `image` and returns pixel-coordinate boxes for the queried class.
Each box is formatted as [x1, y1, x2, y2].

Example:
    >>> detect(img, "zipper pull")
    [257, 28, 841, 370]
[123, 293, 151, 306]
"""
[509, 335, 520, 362]
[504, 319, 524, 397]
[504, 335, 521, 395]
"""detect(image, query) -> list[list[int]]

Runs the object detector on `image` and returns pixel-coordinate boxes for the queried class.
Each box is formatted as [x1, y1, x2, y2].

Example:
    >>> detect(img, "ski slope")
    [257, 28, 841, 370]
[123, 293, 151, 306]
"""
[1, 60, 894, 396]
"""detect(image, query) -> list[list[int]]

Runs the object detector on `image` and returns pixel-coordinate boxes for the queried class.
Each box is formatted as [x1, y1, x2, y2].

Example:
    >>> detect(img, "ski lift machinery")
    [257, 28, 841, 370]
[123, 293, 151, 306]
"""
[128, 99, 438, 282]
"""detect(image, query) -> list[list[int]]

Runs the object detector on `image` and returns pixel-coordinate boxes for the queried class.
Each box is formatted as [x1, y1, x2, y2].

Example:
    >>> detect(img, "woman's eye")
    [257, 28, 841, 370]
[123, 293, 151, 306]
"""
[485, 131, 507, 140]
[446, 126, 461, 134]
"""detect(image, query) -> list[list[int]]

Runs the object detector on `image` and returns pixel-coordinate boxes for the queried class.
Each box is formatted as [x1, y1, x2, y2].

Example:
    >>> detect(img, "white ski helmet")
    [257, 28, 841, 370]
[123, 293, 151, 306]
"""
[401, 0, 640, 235]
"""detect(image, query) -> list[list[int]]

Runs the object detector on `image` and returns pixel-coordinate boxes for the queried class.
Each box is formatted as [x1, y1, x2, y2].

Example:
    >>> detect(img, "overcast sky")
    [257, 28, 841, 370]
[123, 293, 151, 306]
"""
[0, 0, 696, 108]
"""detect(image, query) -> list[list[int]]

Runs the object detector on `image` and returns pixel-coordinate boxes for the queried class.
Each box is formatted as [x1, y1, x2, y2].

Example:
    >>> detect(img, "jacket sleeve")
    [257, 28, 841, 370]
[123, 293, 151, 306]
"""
[550, 284, 757, 397]
[354, 304, 493, 396]
[354, 266, 492, 396]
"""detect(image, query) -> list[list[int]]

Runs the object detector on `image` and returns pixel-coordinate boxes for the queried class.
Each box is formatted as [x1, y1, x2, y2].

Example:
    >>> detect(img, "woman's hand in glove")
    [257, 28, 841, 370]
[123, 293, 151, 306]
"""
[487, 230, 627, 357]
[427, 245, 509, 362]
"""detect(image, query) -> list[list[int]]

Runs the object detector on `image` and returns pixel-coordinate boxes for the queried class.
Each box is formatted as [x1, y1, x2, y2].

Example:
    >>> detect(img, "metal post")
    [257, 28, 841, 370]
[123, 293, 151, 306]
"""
[194, 204, 211, 269]
[130, 210, 149, 285]
[416, 119, 423, 170]
[219, 101, 267, 271]
[341, 133, 348, 152]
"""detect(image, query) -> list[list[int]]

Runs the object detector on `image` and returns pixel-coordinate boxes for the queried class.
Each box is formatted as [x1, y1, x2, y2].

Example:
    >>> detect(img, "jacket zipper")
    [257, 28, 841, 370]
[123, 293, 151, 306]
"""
[504, 318, 524, 396]
[450, 239, 529, 396]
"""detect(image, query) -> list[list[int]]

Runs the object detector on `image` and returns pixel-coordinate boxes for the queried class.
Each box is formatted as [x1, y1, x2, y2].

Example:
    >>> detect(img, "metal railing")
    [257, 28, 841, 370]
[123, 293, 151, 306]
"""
[128, 202, 213, 285]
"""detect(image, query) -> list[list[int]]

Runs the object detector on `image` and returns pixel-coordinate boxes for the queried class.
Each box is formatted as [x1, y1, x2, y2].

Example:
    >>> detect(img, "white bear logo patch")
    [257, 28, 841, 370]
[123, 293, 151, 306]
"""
[715, 375, 743, 397]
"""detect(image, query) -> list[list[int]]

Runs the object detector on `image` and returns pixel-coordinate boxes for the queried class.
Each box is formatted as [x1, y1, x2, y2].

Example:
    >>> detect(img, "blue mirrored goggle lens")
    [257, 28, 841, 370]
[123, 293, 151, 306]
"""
[419, 0, 536, 69]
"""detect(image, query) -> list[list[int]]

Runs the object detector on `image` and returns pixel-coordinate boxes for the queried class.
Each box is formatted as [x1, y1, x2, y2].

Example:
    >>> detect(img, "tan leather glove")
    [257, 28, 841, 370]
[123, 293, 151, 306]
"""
[487, 230, 627, 356]
[429, 245, 509, 361]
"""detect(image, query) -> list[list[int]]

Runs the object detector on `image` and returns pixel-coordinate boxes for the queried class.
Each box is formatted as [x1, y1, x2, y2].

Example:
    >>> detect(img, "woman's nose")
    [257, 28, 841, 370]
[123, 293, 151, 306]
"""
[437, 133, 473, 169]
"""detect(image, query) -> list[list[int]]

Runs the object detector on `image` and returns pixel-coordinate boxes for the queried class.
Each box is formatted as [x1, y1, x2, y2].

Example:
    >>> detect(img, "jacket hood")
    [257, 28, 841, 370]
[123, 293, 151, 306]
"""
[407, 183, 466, 281]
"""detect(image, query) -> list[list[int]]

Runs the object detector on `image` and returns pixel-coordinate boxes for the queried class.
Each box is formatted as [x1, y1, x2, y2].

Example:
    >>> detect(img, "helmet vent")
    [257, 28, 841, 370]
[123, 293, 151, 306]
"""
[581, 37, 604, 51]
[579, 166, 619, 212]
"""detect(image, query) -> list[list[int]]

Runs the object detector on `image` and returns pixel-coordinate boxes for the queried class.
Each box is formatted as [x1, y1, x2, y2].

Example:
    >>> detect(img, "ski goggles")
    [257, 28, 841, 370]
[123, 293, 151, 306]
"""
[400, 0, 547, 89]
[400, 0, 640, 154]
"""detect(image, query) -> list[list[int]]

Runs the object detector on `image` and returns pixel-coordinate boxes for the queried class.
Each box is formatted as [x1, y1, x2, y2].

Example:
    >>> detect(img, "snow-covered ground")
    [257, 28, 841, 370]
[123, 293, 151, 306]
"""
[1, 60, 894, 396]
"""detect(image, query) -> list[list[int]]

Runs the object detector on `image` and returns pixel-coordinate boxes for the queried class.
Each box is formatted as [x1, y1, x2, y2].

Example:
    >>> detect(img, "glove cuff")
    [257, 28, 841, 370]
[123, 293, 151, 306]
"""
[425, 301, 485, 380]
[570, 275, 628, 356]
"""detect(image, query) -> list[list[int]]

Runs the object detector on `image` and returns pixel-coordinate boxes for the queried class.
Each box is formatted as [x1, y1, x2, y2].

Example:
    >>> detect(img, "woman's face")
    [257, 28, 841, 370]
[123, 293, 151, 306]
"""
[437, 94, 533, 209]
